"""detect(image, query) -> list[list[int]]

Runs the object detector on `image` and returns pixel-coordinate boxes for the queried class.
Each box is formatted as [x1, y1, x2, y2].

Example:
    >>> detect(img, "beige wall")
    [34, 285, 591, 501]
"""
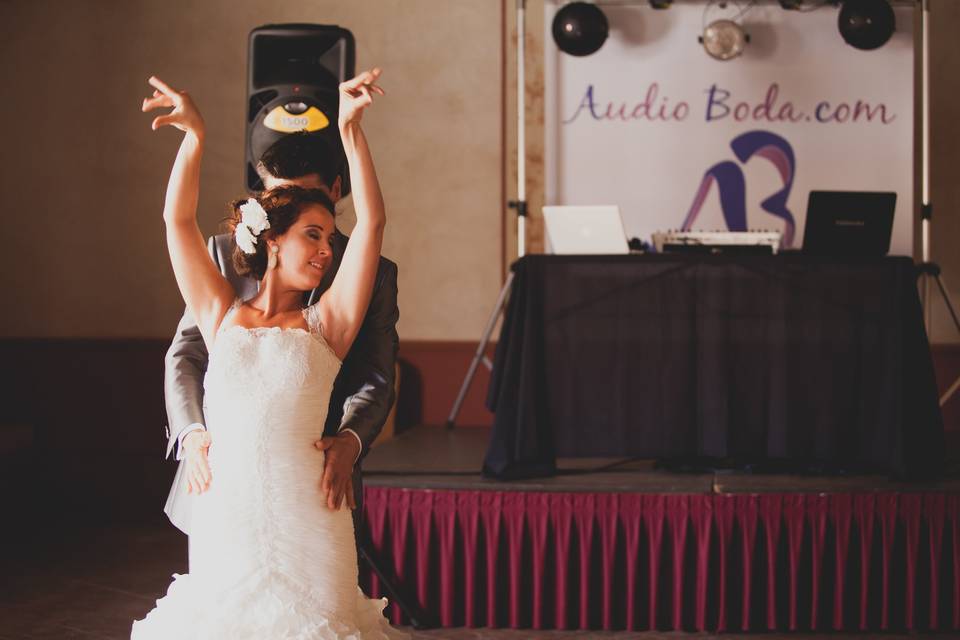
[2, 0, 958, 343]
[0, 0, 504, 340]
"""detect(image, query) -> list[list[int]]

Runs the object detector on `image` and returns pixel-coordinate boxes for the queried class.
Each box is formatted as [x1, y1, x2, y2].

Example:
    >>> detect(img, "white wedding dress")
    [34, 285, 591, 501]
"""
[132, 300, 406, 640]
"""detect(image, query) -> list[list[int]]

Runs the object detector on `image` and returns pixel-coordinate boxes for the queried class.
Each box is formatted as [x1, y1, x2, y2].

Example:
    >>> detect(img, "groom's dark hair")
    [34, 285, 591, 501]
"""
[256, 131, 344, 187]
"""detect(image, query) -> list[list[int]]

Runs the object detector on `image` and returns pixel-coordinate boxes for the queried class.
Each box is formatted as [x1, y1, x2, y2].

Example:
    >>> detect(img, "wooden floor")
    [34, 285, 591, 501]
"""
[2, 521, 957, 640]
[2, 521, 958, 640]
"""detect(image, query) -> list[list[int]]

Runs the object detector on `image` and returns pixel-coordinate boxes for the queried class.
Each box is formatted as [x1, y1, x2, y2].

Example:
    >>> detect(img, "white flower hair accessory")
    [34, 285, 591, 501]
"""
[235, 198, 271, 255]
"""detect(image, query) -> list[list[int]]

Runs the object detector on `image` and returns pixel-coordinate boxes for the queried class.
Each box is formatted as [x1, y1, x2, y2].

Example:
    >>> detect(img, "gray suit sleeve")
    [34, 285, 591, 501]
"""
[326, 259, 400, 457]
[163, 236, 222, 458]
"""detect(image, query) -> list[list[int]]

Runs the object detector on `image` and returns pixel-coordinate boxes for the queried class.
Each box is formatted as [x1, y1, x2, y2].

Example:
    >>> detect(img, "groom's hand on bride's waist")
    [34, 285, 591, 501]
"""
[315, 434, 361, 511]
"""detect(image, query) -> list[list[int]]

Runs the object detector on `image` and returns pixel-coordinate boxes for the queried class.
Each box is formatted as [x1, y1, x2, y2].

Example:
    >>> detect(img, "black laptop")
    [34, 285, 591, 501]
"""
[802, 190, 896, 257]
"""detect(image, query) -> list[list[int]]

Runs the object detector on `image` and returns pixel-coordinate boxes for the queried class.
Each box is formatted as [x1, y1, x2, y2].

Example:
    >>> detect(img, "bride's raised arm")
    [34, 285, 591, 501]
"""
[318, 69, 387, 360]
[142, 76, 234, 347]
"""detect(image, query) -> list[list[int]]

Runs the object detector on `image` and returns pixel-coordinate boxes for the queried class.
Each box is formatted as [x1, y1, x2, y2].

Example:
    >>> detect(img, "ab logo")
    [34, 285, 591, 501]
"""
[682, 131, 797, 247]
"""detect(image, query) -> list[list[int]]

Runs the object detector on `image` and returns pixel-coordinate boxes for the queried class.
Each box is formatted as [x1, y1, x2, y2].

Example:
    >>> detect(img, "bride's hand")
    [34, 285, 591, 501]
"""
[183, 430, 212, 494]
[141, 76, 205, 139]
[338, 68, 384, 130]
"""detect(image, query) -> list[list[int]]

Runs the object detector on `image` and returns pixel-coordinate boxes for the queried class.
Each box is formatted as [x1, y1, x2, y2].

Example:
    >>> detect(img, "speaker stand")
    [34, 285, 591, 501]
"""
[917, 261, 960, 406]
[917, 3, 960, 408]
[448, 0, 529, 428]
[446, 273, 514, 428]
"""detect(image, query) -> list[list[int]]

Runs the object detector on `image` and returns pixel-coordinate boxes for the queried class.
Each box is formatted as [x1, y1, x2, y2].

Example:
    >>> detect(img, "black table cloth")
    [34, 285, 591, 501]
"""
[484, 254, 944, 480]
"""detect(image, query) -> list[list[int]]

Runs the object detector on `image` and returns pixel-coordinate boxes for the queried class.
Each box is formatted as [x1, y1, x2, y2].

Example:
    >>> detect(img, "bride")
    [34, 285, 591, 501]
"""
[132, 70, 406, 639]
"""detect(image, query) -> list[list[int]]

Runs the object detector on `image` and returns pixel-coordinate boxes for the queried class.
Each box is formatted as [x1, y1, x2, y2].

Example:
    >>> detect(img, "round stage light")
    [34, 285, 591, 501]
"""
[552, 2, 609, 57]
[838, 0, 895, 51]
[701, 19, 748, 61]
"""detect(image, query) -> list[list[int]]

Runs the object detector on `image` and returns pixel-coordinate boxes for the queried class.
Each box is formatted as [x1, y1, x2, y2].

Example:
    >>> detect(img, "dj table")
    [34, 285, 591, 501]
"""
[483, 254, 944, 480]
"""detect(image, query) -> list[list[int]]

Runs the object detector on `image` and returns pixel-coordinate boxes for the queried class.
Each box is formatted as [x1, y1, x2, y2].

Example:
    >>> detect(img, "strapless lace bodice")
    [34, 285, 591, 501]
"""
[205, 300, 341, 403]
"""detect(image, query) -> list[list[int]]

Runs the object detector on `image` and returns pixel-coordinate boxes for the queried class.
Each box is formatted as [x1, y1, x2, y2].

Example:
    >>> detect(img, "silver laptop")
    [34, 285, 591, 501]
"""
[542, 205, 630, 255]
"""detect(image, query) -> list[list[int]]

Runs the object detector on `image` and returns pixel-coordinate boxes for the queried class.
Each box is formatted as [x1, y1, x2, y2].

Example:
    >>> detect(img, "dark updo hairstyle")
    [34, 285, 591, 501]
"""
[227, 185, 336, 281]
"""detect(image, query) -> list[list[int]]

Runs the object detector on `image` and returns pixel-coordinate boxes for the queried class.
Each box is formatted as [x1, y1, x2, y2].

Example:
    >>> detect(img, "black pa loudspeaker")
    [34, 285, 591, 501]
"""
[245, 24, 355, 192]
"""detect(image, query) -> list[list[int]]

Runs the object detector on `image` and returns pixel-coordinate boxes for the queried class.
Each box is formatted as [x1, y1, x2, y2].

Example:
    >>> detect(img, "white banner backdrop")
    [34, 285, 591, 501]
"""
[544, 1, 915, 255]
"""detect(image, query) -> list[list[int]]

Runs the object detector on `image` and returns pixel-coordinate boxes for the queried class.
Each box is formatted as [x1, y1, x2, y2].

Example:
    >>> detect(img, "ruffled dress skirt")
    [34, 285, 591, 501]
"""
[131, 325, 406, 639]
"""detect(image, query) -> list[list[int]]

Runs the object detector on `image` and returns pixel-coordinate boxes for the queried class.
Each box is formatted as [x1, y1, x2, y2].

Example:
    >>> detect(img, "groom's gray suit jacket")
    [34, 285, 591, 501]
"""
[163, 232, 399, 534]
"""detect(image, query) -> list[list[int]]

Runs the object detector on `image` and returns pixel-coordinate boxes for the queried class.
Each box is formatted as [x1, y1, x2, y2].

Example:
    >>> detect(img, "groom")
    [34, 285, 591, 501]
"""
[163, 131, 399, 534]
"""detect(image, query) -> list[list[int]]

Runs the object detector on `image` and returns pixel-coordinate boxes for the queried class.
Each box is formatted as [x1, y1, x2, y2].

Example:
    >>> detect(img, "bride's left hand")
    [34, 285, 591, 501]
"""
[183, 430, 213, 494]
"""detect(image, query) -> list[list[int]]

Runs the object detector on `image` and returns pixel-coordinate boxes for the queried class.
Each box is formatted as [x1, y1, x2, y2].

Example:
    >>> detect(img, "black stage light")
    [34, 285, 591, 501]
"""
[838, 0, 895, 51]
[552, 2, 609, 57]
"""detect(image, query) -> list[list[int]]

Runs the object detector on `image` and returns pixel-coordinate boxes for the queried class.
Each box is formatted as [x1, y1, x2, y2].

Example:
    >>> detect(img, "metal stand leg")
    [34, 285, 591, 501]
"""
[932, 272, 960, 406]
[446, 272, 515, 429]
[918, 263, 960, 407]
[932, 271, 960, 335]
[358, 539, 434, 629]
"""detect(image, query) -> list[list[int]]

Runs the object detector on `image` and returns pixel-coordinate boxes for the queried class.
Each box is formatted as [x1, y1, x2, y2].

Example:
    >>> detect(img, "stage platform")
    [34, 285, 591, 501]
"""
[363, 425, 960, 494]
[359, 426, 960, 633]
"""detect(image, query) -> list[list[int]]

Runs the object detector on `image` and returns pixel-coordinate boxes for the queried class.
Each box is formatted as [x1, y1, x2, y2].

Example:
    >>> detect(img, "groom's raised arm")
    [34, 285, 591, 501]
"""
[326, 257, 399, 458]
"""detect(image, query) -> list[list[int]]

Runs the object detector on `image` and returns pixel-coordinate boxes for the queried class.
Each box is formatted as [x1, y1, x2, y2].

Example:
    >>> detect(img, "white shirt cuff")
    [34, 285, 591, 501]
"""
[339, 427, 363, 464]
[175, 423, 206, 461]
